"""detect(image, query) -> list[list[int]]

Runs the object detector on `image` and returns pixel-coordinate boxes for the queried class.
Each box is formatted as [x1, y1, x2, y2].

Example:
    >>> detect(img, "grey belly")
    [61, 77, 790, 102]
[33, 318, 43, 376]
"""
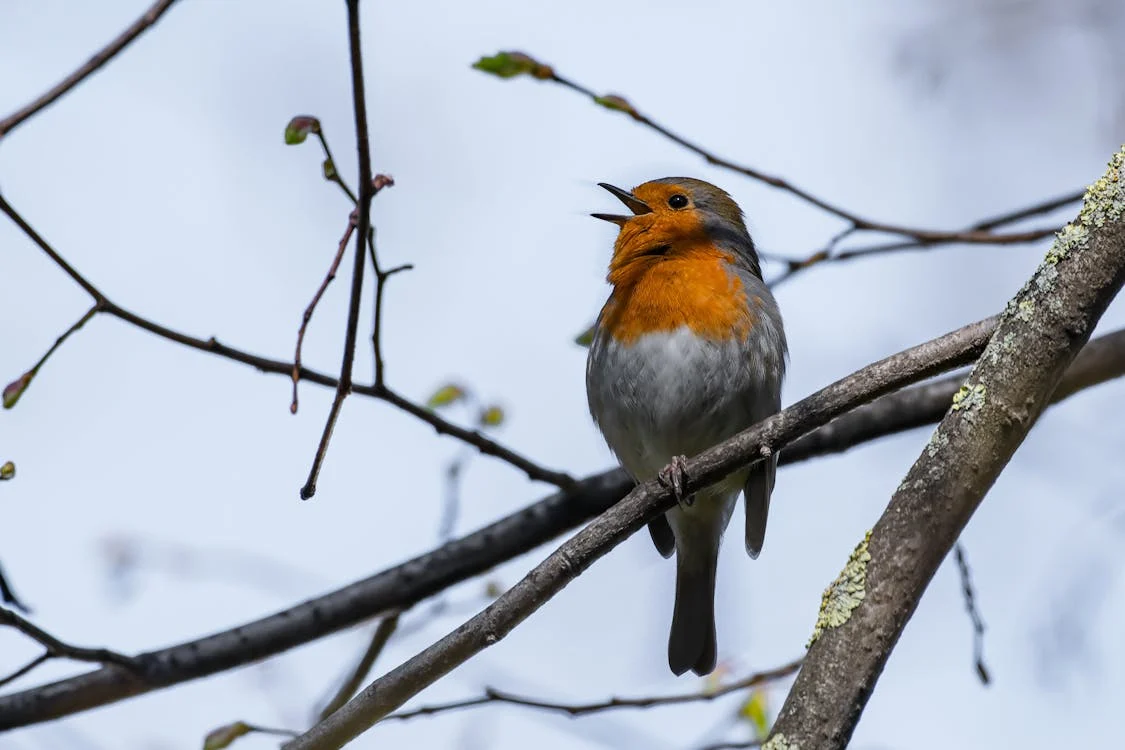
[587, 327, 768, 482]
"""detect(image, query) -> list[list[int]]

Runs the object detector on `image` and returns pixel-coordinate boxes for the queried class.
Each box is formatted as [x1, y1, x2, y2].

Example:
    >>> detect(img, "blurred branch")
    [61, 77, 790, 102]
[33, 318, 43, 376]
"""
[299, 0, 377, 501]
[0, 564, 30, 614]
[0, 0, 181, 139]
[0, 195, 573, 489]
[953, 543, 991, 685]
[4, 318, 1124, 730]
[285, 315, 1003, 749]
[384, 658, 801, 722]
[316, 614, 401, 722]
[0, 606, 138, 685]
[203, 720, 298, 749]
[0, 654, 49, 691]
[767, 146, 1125, 749]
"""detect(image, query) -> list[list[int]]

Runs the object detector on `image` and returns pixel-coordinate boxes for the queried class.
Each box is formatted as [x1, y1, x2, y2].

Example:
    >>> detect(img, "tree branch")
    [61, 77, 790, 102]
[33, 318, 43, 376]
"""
[283, 315, 1003, 749]
[299, 0, 376, 500]
[0, 194, 571, 488]
[2, 321, 1123, 730]
[767, 145, 1125, 750]
[0, 0, 182, 139]
[316, 613, 401, 721]
[383, 657, 801, 722]
[0, 607, 137, 673]
[475, 52, 1070, 251]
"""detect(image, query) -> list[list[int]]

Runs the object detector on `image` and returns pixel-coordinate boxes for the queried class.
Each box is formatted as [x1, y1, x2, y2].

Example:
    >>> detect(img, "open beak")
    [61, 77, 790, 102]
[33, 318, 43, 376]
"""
[591, 182, 652, 226]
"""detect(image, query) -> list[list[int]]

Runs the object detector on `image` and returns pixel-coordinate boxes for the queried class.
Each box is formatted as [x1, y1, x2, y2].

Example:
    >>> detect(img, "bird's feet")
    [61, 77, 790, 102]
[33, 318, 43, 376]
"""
[658, 455, 693, 508]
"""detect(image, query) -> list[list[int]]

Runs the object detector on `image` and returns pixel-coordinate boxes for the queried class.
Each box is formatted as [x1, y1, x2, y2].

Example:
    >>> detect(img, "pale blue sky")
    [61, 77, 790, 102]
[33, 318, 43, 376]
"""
[2, 1, 1124, 748]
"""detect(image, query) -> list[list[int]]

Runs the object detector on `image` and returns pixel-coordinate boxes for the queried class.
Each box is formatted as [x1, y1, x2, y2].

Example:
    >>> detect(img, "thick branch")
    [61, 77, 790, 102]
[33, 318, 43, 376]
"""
[0, 0, 181, 139]
[284, 316, 1002, 749]
[2, 323, 1123, 730]
[768, 146, 1125, 749]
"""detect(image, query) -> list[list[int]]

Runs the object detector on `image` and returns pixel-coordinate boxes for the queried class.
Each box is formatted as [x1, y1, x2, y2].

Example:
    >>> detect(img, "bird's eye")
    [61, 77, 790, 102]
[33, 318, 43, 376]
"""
[668, 194, 689, 209]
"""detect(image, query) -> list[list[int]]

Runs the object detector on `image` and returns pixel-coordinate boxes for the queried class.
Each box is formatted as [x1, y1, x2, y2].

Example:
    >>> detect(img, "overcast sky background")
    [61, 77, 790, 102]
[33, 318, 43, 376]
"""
[3, 1, 1125, 748]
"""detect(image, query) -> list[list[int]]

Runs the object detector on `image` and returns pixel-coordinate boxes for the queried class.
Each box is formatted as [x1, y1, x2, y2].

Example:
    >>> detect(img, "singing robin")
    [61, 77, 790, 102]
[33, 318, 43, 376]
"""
[585, 177, 787, 676]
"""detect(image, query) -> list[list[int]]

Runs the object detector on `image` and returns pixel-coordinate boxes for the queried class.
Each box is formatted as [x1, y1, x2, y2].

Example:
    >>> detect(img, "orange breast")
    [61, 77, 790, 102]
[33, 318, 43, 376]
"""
[600, 248, 754, 344]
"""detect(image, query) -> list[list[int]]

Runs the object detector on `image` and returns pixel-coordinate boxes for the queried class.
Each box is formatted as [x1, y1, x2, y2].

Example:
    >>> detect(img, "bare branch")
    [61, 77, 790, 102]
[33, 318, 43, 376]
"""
[953, 543, 990, 685]
[299, 0, 377, 500]
[384, 657, 801, 722]
[284, 315, 1003, 749]
[0, 194, 571, 488]
[767, 145, 1125, 750]
[2, 322, 1123, 730]
[317, 614, 401, 721]
[0, 654, 49, 691]
[0, 606, 137, 676]
[0, 563, 31, 614]
[478, 53, 1071, 248]
[0, 0, 181, 139]
[292, 210, 358, 414]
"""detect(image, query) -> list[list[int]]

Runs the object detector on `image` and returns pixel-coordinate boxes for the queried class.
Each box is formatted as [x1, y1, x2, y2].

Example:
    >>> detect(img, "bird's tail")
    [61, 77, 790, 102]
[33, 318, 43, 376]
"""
[668, 532, 719, 676]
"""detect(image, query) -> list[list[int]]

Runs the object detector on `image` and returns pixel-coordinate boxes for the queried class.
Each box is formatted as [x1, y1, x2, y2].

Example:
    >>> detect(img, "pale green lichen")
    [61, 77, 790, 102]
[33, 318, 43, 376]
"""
[1015, 299, 1034, 321]
[1044, 146, 1125, 264]
[926, 428, 949, 458]
[808, 531, 872, 647]
[1034, 263, 1059, 292]
[763, 733, 798, 750]
[952, 383, 987, 412]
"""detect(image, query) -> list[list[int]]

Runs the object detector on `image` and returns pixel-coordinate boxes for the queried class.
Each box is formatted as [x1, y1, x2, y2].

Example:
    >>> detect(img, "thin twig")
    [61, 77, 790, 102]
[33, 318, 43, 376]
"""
[0, 606, 137, 671]
[385, 658, 802, 722]
[541, 68, 1064, 246]
[0, 563, 31, 614]
[300, 0, 377, 500]
[0, 654, 49, 690]
[292, 210, 359, 414]
[954, 543, 991, 685]
[317, 614, 401, 721]
[0, 0, 181, 139]
[1, 190, 570, 485]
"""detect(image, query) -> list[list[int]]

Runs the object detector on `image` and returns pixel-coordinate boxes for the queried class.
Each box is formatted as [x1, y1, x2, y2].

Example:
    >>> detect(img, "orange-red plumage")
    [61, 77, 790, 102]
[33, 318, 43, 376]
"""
[600, 182, 755, 344]
[601, 248, 755, 344]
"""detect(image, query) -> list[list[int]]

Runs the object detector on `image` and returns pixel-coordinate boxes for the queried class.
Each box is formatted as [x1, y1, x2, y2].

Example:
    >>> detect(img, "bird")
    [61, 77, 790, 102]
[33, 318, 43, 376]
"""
[585, 177, 787, 677]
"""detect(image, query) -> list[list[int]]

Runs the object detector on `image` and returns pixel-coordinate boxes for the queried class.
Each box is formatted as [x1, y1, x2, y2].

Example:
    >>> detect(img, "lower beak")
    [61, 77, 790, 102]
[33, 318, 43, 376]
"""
[591, 182, 651, 225]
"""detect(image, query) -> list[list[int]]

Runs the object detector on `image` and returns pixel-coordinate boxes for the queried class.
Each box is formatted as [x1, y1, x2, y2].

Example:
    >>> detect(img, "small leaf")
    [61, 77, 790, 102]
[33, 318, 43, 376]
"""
[472, 51, 553, 80]
[738, 688, 771, 740]
[478, 405, 505, 427]
[3, 370, 35, 409]
[203, 721, 252, 750]
[0, 462, 14, 480]
[593, 94, 638, 118]
[322, 158, 337, 180]
[426, 383, 466, 409]
[574, 324, 595, 348]
[284, 115, 321, 145]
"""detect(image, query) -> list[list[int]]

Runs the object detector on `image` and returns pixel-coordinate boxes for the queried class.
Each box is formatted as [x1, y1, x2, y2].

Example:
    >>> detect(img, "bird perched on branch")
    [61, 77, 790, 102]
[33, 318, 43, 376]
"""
[586, 177, 787, 676]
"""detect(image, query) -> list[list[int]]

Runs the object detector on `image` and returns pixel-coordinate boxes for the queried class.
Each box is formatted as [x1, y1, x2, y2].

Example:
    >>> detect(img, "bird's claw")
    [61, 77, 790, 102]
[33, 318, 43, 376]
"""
[658, 455, 693, 508]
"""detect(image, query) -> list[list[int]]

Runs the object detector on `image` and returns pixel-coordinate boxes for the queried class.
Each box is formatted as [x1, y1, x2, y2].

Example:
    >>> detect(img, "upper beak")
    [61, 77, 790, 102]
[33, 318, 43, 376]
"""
[591, 182, 652, 225]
